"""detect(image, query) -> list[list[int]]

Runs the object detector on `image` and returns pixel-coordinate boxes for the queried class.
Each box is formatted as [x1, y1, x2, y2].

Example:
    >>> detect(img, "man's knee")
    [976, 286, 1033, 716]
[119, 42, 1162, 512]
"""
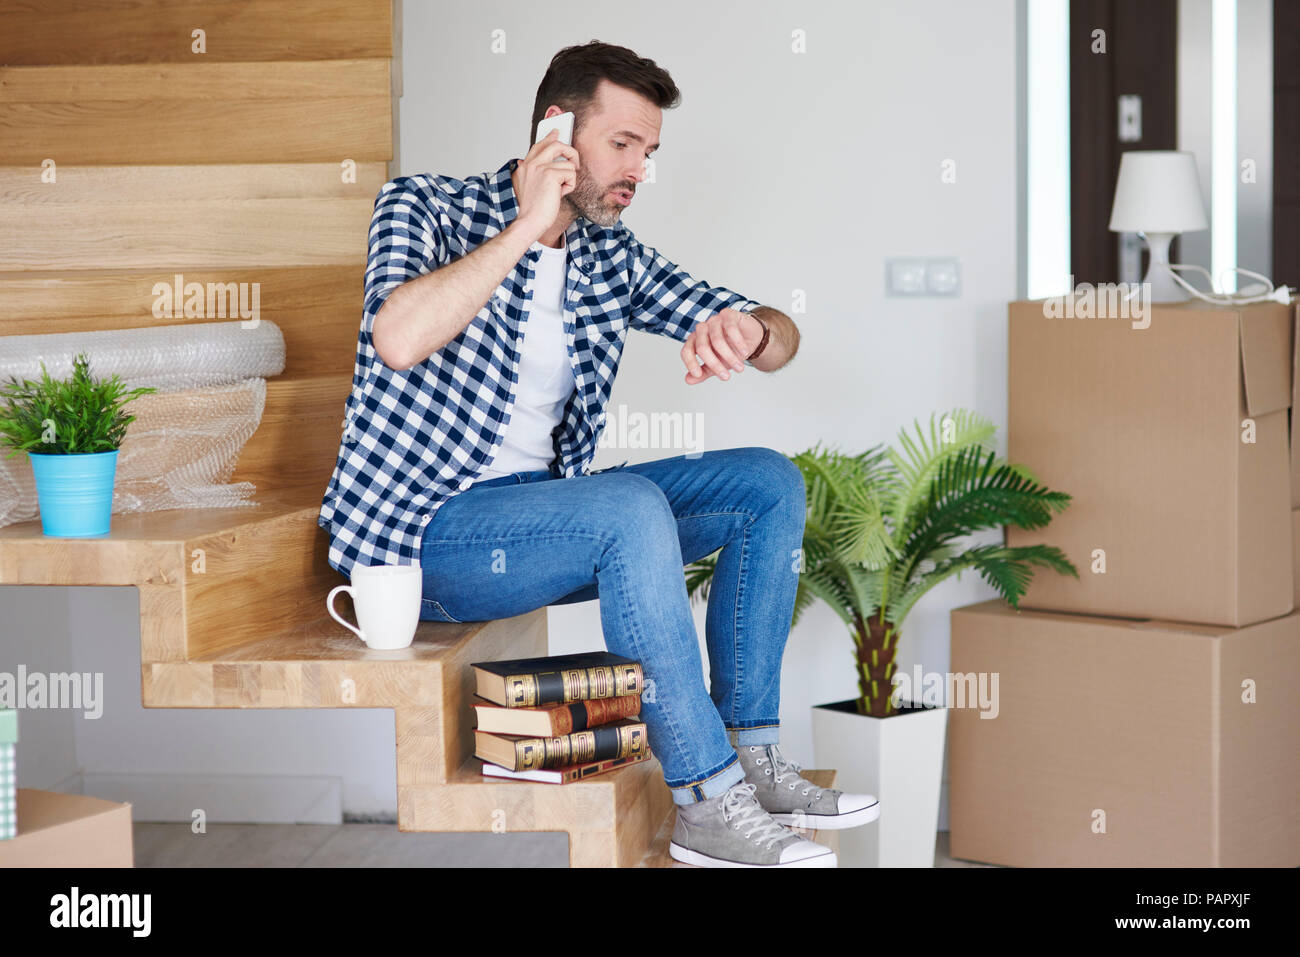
[727, 446, 806, 511]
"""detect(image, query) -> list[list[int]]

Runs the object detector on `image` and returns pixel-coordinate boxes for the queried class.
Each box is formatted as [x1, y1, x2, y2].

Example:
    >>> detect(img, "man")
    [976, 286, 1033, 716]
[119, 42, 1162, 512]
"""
[318, 40, 878, 867]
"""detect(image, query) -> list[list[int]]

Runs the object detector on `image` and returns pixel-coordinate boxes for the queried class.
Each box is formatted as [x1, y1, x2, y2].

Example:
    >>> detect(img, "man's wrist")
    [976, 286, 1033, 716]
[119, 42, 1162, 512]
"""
[745, 310, 770, 363]
[504, 215, 542, 244]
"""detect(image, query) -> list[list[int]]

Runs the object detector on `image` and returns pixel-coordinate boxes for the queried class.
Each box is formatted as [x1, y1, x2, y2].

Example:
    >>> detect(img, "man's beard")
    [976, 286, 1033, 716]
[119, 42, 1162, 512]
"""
[563, 167, 626, 227]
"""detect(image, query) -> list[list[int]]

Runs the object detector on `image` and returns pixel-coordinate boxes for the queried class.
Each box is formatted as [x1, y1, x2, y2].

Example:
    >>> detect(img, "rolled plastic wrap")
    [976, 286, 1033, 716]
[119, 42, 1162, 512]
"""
[0, 320, 285, 393]
[0, 378, 267, 527]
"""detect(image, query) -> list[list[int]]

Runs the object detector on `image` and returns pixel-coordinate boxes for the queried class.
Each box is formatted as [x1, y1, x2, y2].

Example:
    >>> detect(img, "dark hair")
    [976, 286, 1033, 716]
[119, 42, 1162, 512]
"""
[528, 41, 680, 146]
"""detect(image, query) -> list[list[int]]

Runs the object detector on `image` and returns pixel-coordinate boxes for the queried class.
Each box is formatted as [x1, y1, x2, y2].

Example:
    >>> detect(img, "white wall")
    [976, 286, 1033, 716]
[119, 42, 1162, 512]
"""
[1, 0, 1020, 830]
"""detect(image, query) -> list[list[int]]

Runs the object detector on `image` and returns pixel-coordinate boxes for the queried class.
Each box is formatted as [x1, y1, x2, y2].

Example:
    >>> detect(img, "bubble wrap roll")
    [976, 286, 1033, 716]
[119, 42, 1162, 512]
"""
[0, 320, 285, 393]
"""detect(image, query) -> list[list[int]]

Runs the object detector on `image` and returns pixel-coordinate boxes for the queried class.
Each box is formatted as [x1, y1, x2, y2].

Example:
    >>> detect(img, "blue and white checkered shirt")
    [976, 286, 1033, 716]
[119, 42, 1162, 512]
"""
[318, 158, 762, 579]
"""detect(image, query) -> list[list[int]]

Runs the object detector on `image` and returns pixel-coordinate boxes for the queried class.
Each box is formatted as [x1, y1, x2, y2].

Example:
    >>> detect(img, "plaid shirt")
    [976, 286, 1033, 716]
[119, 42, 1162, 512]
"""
[318, 158, 762, 579]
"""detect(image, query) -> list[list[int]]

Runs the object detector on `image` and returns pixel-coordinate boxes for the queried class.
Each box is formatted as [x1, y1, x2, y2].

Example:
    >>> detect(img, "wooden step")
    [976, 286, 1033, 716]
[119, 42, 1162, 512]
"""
[638, 769, 841, 867]
[0, 60, 392, 164]
[0, 164, 386, 271]
[149, 604, 554, 817]
[229, 374, 353, 491]
[0, 486, 337, 660]
[404, 752, 673, 868]
[0, 0, 394, 65]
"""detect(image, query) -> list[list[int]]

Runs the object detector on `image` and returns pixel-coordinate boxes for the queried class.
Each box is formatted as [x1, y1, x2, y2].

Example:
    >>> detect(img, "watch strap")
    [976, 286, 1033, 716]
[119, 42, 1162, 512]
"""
[745, 311, 770, 362]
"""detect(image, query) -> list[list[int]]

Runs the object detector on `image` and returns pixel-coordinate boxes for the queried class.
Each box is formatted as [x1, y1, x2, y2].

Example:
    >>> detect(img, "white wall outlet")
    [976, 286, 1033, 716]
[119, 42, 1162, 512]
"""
[925, 258, 961, 296]
[886, 258, 928, 296]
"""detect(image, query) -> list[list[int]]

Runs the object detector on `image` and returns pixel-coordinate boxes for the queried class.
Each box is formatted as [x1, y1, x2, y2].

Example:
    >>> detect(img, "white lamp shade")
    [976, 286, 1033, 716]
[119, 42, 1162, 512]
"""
[1108, 150, 1209, 233]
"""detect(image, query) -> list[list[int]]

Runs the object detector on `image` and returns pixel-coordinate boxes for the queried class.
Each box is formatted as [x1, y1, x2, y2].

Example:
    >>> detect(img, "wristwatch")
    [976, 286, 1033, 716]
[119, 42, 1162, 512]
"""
[745, 311, 770, 363]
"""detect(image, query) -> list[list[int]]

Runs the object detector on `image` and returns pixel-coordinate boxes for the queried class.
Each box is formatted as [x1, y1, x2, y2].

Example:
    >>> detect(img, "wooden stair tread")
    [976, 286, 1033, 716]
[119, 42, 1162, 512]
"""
[0, 61, 393, 167]
[188, 614, 484, 663]
[639, 769, 839, 867]
[0, 0, 394, 66]
[0, 485, 320, 547]
[146, 607, 547, 708]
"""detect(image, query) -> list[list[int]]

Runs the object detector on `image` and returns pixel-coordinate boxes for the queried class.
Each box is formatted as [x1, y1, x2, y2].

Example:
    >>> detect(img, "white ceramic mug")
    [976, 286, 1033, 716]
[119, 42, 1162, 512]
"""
[327, 563, 422, 650]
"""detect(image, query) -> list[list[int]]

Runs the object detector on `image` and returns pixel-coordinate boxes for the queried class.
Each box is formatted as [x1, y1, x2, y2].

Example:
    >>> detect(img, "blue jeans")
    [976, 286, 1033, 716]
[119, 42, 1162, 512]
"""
[418, 446, 806, 806]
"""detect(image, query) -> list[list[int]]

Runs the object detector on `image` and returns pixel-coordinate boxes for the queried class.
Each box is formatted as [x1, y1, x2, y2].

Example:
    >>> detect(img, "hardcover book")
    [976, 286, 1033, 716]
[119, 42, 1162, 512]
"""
[481, 750, 650, 784]
[475, 719, 648, 772]
[473, 693, 642, 736]
[471, 650, 643, 709]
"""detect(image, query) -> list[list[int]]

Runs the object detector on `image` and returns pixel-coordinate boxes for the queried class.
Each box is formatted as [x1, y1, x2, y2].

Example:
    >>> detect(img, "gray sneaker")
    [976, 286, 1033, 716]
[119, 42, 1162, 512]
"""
[668, 781, 836, 867]
[729, 731, 880, 830]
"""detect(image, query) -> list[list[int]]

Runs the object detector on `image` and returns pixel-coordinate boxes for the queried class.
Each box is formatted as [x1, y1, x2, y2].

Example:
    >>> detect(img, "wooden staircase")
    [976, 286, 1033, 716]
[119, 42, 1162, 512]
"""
[0, 0, 837, 867]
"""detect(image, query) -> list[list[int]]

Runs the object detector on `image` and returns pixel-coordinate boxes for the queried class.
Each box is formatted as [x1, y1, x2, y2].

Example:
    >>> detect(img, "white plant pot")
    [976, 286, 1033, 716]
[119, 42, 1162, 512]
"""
[811, 698, 948, 867]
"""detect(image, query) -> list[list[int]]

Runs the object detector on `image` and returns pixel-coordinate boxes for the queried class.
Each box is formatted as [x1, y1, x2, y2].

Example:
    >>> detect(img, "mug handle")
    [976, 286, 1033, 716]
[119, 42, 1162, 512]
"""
[327, 584, 367, 644]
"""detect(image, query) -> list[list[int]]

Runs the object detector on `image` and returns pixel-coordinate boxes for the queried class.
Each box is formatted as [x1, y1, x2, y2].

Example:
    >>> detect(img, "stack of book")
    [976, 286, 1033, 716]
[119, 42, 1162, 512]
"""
[471, 650, 650, 783]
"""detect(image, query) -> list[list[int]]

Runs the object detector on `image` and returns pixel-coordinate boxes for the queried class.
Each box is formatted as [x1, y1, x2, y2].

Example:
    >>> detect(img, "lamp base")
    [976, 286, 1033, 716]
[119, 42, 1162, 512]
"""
[1140, 232, 1190, 303]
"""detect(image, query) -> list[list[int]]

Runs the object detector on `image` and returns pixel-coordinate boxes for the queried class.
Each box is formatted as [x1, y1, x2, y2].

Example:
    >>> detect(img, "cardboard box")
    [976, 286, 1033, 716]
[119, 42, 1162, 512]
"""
[0, 789, 133, 867]
[948, 599, 1300, 867]
[1007, 298, 1294, 627]
[1293, 509, 1300, 607]
[1291, 302, 1300, 506]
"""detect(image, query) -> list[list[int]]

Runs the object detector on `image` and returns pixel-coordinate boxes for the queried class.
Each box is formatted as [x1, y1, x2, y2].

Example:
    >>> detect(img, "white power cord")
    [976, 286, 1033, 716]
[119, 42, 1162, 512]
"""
[1161, 263, 1295, 306]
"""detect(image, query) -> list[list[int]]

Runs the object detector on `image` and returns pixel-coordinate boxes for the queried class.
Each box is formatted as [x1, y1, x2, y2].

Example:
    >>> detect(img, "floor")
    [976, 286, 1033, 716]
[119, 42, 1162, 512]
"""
[131, 823, 998, 867]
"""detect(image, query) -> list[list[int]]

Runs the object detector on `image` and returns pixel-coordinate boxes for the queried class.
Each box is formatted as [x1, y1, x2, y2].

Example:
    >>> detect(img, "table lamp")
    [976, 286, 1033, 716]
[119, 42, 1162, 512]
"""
[1108, 150, 1209, 303]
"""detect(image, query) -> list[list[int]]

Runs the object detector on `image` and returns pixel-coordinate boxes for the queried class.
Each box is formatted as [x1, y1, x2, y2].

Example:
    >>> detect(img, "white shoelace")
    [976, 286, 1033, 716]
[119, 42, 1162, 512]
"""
[762, 744, 827, 801]
[722, 782, 791, 849]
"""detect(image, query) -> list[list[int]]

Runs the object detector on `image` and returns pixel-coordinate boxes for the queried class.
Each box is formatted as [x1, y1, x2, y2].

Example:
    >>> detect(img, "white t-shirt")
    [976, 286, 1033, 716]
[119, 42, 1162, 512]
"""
[474, 240, 576, 480]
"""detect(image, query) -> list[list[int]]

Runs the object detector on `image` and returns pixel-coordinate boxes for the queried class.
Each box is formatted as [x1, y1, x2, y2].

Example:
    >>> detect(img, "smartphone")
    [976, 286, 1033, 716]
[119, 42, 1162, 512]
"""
[535, 111, 574, 146]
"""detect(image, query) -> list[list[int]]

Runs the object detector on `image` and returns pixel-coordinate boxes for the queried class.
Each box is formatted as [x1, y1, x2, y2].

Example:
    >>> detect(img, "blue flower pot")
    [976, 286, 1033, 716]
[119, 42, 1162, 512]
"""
[28, 450, 119, 537]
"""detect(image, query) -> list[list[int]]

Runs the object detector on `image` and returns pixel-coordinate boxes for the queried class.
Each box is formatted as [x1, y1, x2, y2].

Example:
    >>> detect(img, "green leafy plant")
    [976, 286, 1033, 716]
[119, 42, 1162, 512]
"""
[684, 409, 1078, 718]
[0, 353, 156, 457]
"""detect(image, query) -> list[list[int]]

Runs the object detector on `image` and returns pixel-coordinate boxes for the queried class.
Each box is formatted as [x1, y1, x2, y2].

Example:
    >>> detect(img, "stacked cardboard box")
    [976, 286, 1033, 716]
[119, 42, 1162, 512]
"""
[949, 298, 1300, 867]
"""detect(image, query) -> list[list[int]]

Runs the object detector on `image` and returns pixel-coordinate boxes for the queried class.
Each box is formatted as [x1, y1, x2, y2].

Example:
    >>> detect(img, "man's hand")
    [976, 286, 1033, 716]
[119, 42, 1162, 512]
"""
[513, 128, 580, 238]
[680, 307, 764, 384]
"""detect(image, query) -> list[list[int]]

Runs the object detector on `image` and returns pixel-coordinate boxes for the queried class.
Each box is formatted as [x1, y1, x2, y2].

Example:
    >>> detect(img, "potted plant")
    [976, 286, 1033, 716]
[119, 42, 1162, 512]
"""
[0, 353, 155, 537]
[684, 409, 1077, 866]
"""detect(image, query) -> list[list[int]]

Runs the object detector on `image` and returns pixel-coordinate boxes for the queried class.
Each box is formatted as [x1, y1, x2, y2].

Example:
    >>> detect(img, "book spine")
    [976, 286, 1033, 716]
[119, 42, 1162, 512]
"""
[514, 722, 647, 771]
[553, 750, 649, 783]
[551, 694, 642, 735]
[504, 663, 643, 708]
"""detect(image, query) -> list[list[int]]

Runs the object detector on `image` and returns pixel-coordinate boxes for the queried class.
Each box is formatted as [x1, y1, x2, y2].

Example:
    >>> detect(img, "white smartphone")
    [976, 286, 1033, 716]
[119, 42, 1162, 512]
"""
[535, 111, 574, 146]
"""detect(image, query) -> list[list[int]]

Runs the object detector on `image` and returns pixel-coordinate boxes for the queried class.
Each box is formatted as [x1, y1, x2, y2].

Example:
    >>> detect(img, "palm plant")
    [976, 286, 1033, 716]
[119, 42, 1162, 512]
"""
[684, 410, 1078, 718]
